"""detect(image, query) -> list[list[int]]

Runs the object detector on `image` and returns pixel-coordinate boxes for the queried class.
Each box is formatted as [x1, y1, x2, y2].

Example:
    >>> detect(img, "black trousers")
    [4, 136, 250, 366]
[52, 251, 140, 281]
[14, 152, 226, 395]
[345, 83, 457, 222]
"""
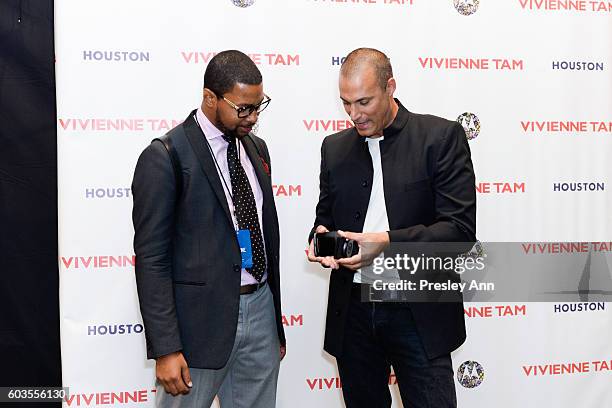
[336, 285, 457, 408]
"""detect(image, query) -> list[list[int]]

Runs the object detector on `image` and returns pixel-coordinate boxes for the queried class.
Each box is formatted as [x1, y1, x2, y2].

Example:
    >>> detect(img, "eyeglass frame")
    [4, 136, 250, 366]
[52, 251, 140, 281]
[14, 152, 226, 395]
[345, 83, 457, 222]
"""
[218, 93, 271, 118]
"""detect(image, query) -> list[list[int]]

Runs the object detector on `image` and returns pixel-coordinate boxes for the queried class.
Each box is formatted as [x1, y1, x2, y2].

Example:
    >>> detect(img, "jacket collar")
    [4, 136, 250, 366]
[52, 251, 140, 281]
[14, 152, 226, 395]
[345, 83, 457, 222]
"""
[382, 98, 409, 139]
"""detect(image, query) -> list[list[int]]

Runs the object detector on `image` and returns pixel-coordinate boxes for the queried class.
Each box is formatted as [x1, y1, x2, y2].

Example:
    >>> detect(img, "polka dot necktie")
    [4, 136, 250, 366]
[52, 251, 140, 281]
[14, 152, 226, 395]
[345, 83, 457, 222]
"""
[223, 134, 266, 282]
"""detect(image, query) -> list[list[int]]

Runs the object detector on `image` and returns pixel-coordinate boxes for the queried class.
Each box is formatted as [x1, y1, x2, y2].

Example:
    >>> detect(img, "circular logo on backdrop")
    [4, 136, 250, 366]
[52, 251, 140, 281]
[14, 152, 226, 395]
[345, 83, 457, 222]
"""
[231, 0, 255, 7]
[454, 0, 480, 16]
[460, 240, 486, 261]
[457, 361, 485, 388]
[457, 112, 481, 140]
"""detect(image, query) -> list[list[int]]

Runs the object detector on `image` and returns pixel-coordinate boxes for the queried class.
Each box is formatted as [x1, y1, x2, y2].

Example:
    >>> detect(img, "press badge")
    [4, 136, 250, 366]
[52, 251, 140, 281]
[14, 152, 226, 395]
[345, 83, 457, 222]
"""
[236, 229, 253, 268]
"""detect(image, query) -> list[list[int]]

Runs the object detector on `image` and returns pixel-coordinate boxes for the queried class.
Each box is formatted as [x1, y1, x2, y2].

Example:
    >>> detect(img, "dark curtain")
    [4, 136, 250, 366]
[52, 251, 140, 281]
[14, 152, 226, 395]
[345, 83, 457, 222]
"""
[0, 0, 61, 406]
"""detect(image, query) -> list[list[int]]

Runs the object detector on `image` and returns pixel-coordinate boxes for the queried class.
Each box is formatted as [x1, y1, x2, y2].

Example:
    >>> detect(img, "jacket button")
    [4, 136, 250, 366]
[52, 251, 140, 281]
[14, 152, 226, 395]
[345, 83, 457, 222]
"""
[354, 211, 361, 220]
[233, 264, 241, 272]
[362, 180, 368, 187]
[335, 309, 342, 316]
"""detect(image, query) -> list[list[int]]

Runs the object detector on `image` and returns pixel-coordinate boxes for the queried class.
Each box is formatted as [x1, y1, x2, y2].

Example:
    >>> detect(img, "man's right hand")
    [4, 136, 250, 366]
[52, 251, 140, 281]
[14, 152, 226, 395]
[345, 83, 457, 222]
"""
[307, 225, 339, 269]
[156, 351, 192, 396]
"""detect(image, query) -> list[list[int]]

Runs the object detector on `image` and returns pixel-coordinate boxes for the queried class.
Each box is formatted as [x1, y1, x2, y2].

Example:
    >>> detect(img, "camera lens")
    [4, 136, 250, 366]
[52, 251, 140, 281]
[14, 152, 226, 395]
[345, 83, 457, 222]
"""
[344, 241, 352, 258]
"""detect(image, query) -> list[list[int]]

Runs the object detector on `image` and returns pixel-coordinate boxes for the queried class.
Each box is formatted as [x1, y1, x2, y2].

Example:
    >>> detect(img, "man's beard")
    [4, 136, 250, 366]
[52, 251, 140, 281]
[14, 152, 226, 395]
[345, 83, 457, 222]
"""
[214, 109, 242, 139]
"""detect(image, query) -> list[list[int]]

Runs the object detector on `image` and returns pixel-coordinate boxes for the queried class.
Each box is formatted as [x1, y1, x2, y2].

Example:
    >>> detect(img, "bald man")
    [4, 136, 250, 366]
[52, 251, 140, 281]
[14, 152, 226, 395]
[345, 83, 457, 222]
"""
[307, 48, 476, 407]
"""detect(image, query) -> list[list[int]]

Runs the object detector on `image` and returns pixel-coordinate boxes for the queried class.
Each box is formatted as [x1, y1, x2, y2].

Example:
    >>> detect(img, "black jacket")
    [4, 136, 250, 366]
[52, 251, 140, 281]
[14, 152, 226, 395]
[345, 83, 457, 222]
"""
[310, 101, 476, 359]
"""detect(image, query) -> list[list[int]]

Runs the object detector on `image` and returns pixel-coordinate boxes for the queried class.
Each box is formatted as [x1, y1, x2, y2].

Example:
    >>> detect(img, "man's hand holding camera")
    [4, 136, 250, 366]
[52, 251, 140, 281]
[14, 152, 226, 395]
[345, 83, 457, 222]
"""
[307, 226, 390, 270]
[307, 225, 340, 269]
[336, 230, 389, 270]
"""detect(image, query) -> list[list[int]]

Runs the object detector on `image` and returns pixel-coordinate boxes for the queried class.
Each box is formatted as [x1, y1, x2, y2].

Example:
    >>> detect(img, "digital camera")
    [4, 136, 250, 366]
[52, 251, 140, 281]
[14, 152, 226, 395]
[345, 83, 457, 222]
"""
[313, 231, 359, 259]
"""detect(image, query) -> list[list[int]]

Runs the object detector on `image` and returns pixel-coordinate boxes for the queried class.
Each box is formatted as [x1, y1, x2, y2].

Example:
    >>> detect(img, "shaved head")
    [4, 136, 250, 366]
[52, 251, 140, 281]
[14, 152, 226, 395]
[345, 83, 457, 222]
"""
[340, 48, 393, 90]
[338, 47, 398, 138]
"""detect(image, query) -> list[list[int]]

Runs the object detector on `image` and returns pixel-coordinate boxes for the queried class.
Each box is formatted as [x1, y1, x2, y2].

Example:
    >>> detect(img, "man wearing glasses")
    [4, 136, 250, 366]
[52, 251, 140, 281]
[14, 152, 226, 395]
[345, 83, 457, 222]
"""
[132, 50, 285, 407]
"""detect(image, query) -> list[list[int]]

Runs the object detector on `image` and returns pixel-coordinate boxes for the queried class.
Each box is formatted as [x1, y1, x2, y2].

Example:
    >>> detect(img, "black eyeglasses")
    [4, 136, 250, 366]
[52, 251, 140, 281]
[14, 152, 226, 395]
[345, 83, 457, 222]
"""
[221, 94, 271, 118]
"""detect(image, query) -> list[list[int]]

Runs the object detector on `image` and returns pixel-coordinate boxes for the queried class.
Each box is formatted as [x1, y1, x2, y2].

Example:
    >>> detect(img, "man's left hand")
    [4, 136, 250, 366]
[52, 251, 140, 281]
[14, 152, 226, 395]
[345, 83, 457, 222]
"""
[336, 230, 390, 270]
[280, 345, 287, 360]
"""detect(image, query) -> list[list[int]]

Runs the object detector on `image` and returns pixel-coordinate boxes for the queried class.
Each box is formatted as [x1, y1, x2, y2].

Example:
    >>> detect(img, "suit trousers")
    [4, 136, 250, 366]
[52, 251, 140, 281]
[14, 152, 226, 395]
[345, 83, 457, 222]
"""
[156, 284, 280, 408]
[336, 285, 457, 408]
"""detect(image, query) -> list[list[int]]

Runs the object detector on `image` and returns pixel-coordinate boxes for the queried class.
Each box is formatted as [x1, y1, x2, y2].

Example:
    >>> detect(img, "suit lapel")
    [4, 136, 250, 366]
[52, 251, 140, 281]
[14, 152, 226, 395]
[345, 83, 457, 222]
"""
[182, 111, 234, 228]
[241, 134, 274, 209]
[241, 134, 277, 251]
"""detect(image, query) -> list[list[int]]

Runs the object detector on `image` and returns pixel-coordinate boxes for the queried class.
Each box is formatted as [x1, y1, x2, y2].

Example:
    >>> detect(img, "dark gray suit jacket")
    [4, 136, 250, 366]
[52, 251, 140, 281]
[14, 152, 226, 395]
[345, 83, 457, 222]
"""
[310, 101, 476, 359]
[132, 110, 285, 369]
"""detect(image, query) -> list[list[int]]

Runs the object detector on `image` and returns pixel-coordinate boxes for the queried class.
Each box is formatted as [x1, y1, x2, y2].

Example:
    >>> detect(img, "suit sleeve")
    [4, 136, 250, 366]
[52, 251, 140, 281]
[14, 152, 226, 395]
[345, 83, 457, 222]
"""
[388, 122, 476, 243]
[308, 138, 335, 243]
[132, 141, 183, 359]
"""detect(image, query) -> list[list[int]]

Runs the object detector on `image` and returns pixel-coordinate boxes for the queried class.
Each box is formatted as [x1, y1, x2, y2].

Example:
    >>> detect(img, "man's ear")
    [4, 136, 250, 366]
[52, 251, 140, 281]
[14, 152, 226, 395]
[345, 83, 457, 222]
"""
[203, 88, 217, 108]
[386, 78, 396, 97]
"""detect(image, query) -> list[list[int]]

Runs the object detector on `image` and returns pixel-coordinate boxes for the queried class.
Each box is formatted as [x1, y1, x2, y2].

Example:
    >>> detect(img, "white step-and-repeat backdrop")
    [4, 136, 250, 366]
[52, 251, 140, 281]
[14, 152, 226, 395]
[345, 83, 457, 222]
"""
[56, 1, 612, 407]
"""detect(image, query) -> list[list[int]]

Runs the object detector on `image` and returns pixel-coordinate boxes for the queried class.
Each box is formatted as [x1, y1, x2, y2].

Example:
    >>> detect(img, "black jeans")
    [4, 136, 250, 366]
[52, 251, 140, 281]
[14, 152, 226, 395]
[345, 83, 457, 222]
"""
[336, 285, 457, 408]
